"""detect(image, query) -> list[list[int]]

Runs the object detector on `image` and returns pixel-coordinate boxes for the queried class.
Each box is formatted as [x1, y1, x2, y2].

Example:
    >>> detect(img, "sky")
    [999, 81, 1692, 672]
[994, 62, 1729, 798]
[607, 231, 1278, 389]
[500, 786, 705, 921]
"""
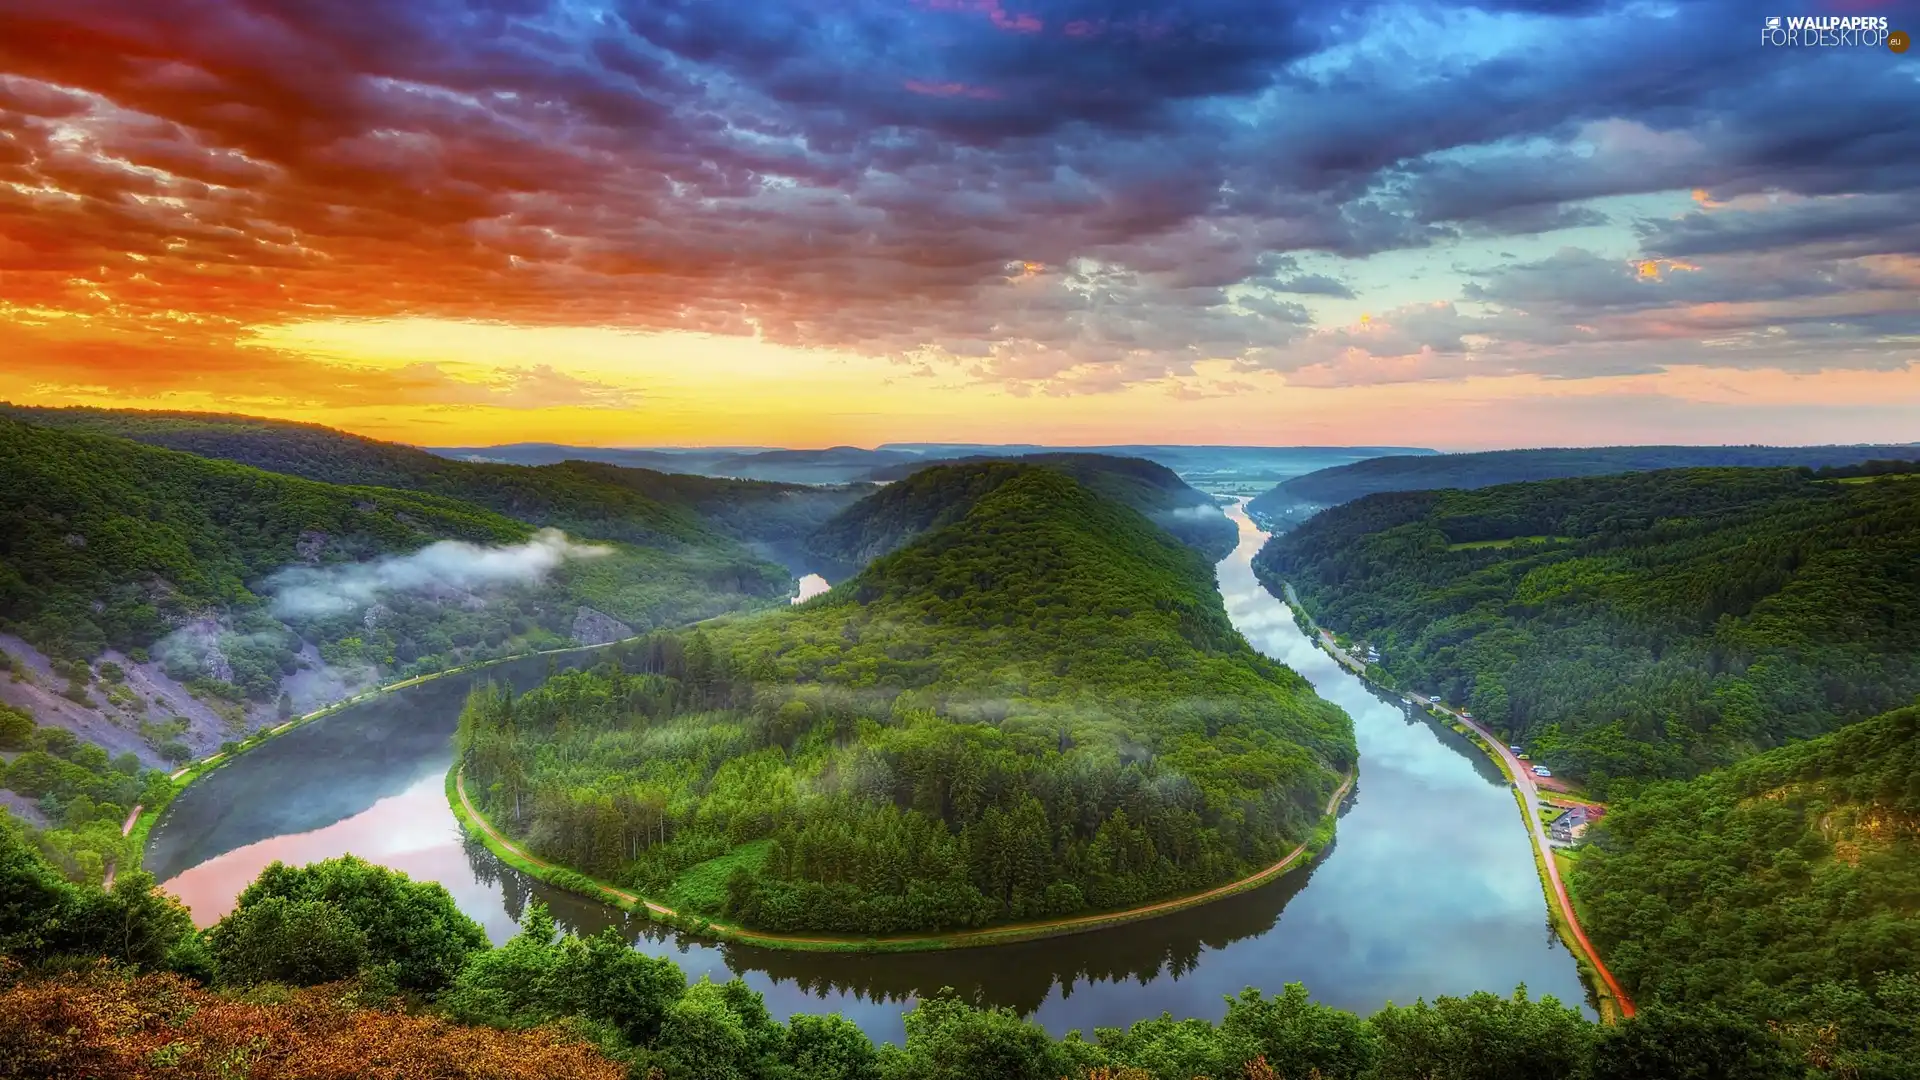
[2, 0, 1918, 450]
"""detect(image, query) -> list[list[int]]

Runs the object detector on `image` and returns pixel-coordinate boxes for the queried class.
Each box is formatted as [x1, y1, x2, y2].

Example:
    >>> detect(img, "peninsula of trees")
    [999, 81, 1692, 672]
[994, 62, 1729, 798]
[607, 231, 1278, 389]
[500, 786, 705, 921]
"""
[458, 464, 1355, 935]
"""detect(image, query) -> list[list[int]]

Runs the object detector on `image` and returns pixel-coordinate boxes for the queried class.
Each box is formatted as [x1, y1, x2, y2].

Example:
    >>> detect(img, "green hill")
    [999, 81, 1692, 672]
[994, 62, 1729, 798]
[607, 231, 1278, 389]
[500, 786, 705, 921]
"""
[817, 453, 1237, 563]
[1575, 704, 1920, 1074]
[1248, 445, 1920, 528]
[1254, 466, 1920, 794]
[0, 417, 789, 685]
[457, 464, 1353, 935]
[0, 404, 866, 549]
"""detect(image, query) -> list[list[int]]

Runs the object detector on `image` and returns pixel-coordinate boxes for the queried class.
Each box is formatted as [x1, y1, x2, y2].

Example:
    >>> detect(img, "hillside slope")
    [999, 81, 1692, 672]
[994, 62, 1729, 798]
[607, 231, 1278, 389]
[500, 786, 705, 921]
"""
[818, 454, 1237, 562]
[0, 418, 788, 679]
[1254, 466, 1920, 793]
[1575, 704, 1920, 1075]
[0, 404, 864, 549]
[1249, 444, 1920, 527]
[458, 465, 1353, 935]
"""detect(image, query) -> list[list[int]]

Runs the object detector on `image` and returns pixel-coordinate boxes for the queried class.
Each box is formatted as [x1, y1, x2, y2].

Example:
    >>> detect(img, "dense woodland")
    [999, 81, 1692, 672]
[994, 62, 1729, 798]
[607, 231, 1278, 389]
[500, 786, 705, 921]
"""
[459, 465, 1354, 934]
[854, 454, 1238, 559]
[1576, 704, 1920, 1077]
[1, 820, 1830, 1080]
[1256, 466, 1920, 795]
[1248, 445, 1920, 527]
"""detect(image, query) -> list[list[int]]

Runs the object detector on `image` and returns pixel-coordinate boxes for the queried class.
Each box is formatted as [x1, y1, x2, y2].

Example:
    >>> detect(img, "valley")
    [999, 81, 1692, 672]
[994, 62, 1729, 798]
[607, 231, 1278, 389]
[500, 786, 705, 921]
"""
[138, 499, 1591, 1040]
[4, 406, 1913, 1076]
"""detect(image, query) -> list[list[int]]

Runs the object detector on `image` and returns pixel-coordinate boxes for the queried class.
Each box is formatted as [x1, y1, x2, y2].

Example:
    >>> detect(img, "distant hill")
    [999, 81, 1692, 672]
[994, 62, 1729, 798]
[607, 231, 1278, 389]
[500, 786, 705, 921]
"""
[1576, 704, 1920, 1069]
[432, 442, 751, 471]
[1249, 444, 1920, 527]
[0, 405, 864, 549]
[458, 463, 1354, 934]
[1255, 464, 1920, 794]
[431, 440, 1436, 494]
[0, 417, 789, 679]
[817, 454, 1238, 562]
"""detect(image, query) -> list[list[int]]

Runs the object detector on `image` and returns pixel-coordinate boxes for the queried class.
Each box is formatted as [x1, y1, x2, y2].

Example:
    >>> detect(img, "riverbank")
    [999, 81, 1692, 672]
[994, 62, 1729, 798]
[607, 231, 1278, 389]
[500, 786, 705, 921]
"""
[1268, 580, 1633, 1022]
[449, 762, 1356, 953]
[125, 638, 638, 878]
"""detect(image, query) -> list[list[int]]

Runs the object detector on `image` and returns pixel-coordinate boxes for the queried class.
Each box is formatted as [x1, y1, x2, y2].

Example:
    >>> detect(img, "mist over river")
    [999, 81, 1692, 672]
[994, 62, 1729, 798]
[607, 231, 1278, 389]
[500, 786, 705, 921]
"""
[146, 501, 1589, 1041]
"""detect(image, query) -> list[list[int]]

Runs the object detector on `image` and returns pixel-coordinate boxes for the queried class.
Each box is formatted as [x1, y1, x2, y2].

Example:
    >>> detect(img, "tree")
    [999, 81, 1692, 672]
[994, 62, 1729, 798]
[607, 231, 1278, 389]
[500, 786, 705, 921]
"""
[0, 705, 32, 751]
[655, 978, 757, 1080]
[1367, 988, 1593, 1080]
[1, 815, 190, 972]
[1220, 983, 1379, 1080]
[209, 896, 368, 986]
[887, 990, 1065, 1080]
[233, 855, 487, 991]
[786, 1013, 882, 1080]
[1587, 1006, 1799, 1080]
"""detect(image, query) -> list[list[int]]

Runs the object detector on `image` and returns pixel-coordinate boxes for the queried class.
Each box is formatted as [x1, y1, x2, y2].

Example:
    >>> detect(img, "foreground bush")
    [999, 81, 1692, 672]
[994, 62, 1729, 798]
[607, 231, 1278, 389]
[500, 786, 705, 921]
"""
[0, 964, 624, 1080]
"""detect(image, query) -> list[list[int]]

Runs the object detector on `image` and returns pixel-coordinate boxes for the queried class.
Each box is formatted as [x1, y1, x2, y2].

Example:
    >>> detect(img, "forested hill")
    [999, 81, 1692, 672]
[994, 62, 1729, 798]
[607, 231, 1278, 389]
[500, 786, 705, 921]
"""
[1248, 444, 1920, 526]
[812, 453, 1237, 563]
[1576, 704, 1920, 1074]
[458, 465, 1354, 935]
[1254, 466, 1920, 795]
[0, 404, 867, 548]
[0, 417, 789, 674]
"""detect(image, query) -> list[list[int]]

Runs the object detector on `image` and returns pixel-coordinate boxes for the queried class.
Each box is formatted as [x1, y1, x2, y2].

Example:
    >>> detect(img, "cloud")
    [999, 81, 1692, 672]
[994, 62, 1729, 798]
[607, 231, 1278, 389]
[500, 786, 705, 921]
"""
[0, 0, 1914, 400]
[266, 528, 612, 619]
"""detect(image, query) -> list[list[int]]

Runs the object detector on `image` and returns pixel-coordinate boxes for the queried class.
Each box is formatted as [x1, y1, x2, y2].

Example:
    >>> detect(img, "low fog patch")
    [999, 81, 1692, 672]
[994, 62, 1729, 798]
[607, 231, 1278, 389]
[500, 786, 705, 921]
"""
[266, 528, 611, 619]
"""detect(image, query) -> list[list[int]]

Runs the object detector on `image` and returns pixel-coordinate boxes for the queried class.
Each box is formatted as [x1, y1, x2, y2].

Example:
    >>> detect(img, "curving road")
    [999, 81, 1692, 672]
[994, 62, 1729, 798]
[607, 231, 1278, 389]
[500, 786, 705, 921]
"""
[1407, 695, 1636, 1019]
[1278, 582, 1634, 1020]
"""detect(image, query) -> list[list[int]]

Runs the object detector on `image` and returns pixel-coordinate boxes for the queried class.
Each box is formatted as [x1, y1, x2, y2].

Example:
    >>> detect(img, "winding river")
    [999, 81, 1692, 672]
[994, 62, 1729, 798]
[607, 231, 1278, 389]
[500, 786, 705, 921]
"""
[145, 502, 1590, 1041]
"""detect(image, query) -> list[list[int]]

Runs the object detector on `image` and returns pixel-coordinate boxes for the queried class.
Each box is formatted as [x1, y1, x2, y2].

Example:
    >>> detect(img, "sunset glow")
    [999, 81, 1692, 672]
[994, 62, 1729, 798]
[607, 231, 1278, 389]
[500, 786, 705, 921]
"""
[1, 1, 1915, 449]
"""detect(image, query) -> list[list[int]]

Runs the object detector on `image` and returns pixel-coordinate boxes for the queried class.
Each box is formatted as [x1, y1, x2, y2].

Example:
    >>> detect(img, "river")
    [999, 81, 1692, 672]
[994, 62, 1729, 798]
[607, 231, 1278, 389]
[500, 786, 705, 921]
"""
[145, 501, 1590, 1040]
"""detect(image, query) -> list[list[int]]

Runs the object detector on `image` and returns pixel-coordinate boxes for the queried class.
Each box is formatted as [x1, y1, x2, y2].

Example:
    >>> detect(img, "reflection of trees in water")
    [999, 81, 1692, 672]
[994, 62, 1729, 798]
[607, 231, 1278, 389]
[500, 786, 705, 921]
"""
[707, 852, 1333, 1014]
[457, 791, 1352, 1016]
[152, 649, 613, 879]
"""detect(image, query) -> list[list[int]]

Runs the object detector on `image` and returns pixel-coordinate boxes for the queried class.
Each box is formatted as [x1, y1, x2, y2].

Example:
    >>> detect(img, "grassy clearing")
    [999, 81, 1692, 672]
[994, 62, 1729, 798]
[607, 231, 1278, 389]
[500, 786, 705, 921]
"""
[666, 840, 773, 914]
[1445, 535, 1569, 551]
[1836, 473, 1920, 485]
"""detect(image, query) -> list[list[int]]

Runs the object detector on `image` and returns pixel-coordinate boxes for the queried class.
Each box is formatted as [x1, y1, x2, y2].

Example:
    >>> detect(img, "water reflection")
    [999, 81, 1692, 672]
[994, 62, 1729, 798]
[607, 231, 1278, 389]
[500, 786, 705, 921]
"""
[150, 502, 1589, 1041]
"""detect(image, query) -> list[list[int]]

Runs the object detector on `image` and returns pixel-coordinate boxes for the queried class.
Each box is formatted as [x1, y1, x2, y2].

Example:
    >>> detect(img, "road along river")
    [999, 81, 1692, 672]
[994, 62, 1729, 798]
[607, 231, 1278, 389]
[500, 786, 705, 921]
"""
[145, 501, 1589, 1041]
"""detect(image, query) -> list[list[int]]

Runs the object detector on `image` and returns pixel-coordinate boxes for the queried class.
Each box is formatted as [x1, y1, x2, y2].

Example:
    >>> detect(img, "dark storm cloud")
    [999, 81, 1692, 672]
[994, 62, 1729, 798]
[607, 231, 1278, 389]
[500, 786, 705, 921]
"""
[1637, 193, 1920, 261]
[1, 0, 1915, 394]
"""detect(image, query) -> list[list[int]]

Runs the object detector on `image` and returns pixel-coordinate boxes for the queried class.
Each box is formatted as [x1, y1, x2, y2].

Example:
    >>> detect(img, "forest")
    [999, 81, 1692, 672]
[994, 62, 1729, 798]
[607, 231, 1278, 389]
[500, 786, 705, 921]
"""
[1255, 466, 1920, 795]
[458, 465, 1355, 935]
[0, 816, 1826, 1080]
[1248, 445, 1920, 527]
[853, 454, 1238, 559]
[1574, 704, 1920, 1077]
